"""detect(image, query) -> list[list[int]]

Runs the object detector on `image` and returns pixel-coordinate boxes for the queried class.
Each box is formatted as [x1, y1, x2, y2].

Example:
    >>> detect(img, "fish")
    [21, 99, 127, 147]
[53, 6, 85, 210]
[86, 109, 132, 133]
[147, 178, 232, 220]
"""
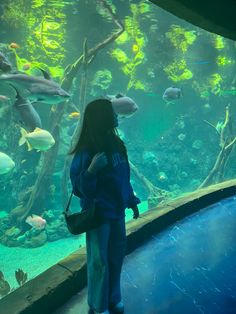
[25, 214, 46, 230]
[9, 42, 20, 49]
[19, 127, 55, 152]
[10, 85, 42, 131]
[0, 95, 10, 101]
[22, 63, 31, 71]
[68, 111, 80, 119]
[109, 94, 138, 118]
[158, 172, 167, 181]
[162, 87, 182, 102]
[0, 70, 70, 104]
[0, 52, 12, 72]
[0, 152, 15, 174]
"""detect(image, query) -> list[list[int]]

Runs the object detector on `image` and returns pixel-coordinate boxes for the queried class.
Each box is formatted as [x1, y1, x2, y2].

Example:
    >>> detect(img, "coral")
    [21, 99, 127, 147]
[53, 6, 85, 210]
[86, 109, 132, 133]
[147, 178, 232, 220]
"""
[192, 140, 203, 150]
[46, 218, 68, 241]
[9, 205, 26, 222]
[190, 158, 198, 165]
[177, 133, 186, 141]
[166, 25, 197, 53]
[23, 230, 47, 248]
[5, 227, 21, 238]
[0, 226, 22, 247]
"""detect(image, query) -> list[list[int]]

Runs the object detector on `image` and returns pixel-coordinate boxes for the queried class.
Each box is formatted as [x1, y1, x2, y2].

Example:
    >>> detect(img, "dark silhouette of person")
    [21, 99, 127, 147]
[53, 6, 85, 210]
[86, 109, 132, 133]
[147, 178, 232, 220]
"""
[70, 99, 140, 314]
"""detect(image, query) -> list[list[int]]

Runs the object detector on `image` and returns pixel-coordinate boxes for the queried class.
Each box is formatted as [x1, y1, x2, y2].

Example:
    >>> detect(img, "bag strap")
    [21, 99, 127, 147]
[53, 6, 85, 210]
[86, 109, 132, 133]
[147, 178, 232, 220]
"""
[64, 191, 73, 214]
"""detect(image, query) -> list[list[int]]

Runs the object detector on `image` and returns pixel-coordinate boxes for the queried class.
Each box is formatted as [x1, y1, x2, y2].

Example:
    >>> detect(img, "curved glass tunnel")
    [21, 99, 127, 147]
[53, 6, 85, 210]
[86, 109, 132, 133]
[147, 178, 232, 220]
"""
[54, 195, 236, 314]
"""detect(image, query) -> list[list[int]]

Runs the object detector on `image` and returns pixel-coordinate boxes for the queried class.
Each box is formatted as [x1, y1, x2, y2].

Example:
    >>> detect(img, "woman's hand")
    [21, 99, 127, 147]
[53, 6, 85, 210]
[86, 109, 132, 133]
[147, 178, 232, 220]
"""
[87, 152, 108, 174]
[132, 205, 139, 219]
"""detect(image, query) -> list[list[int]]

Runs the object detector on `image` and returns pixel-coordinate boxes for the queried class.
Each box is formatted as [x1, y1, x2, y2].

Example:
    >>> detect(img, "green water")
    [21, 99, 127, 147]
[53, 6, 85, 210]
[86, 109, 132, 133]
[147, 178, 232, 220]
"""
[0, 0, 236, 299]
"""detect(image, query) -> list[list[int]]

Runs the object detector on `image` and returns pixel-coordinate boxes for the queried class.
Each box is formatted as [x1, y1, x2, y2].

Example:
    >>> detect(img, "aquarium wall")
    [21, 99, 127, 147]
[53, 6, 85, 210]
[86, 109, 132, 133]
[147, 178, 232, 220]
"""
[0, 0, 236, 299]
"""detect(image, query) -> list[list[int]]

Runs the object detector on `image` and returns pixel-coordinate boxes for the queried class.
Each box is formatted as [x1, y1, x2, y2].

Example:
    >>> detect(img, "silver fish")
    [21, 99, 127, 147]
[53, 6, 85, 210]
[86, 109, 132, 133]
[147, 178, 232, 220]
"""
[163, 87, 182, 102]
[107, 94, 138, 118]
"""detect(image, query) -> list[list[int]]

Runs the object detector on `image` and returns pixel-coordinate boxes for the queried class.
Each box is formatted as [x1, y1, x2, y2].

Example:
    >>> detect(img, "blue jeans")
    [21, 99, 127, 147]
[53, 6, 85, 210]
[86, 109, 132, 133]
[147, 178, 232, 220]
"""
[86, 217, 126, 312]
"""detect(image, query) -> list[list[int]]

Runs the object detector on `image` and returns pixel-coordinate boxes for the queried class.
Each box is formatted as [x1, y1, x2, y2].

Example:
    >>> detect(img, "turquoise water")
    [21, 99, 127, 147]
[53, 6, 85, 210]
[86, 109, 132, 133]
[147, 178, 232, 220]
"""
[0, 0, 236, 299]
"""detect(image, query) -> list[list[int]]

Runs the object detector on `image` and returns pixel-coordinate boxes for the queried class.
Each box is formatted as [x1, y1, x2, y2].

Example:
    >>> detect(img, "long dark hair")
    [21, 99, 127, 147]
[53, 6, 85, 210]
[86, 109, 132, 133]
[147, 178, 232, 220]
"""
[69, 99, 127, 158]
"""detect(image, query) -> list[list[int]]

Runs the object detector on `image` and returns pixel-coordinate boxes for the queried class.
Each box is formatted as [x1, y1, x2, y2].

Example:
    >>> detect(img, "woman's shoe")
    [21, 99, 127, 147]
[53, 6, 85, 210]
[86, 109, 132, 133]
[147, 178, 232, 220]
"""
[109, 301, 124, 313]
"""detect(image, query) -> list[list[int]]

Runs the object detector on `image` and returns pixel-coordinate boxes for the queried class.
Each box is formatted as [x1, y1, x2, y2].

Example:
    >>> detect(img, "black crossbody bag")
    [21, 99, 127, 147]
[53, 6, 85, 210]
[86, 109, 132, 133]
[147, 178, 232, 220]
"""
[63, 192, 102, 235]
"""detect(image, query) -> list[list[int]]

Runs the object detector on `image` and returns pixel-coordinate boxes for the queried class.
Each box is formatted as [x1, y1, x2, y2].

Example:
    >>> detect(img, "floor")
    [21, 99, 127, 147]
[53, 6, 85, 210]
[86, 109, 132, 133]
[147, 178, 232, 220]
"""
[54, 196, 236, 314]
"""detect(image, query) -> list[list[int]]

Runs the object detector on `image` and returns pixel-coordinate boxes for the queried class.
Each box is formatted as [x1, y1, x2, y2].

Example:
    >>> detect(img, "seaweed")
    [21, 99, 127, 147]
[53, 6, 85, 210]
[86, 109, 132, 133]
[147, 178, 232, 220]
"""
[0, 269, 28, 298]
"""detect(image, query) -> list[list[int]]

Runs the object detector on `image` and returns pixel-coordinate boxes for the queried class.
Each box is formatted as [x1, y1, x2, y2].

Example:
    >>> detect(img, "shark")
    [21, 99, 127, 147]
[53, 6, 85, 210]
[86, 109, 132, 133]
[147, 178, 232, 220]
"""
[0, 69, 70, 104]
[11, 85, 42, 132]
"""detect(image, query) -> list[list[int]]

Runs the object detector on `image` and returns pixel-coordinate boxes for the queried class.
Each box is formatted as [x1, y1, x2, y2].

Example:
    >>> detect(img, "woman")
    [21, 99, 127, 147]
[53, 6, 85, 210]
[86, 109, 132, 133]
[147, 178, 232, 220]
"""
[70, 99, 140, 314]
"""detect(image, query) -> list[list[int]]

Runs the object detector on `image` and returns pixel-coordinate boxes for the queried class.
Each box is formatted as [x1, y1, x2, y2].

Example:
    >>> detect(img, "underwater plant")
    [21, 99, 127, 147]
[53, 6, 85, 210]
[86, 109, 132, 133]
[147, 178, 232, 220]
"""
[1, 0, 31, 28]
[164, 59, 193, 82]
[0, 271, 11, 297]
[110, 49, 129, 63]
[166, 25, 197, 53]
[110, 1, 149, 91]
[216, 55, 234, 67]
[212, 35, 225, 50]
[0, 269, 28, 298]
[208, 73, 223, 95]
[3, 0, 67, 80]
[15, 269, 28, 286]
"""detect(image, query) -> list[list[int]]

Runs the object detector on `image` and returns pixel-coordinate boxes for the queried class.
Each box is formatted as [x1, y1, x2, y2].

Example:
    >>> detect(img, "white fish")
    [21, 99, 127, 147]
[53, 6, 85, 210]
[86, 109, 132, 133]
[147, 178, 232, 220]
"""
[110, 94, 138, 118]
[0, 152, 15, 174]
[19, 127, 55, 151]
[25, 214, 46, 230]
[0, 95, 10, 101]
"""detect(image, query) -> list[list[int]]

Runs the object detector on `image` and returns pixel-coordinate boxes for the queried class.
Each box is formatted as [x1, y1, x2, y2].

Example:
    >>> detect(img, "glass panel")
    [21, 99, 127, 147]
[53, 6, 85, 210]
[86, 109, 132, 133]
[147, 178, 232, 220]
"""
[0, 0, 235, 300]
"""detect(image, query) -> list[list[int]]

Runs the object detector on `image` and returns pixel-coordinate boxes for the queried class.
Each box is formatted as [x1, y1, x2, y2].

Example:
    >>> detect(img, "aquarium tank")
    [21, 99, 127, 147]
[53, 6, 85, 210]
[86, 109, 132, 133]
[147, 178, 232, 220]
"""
[0, 0, 236, 300]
